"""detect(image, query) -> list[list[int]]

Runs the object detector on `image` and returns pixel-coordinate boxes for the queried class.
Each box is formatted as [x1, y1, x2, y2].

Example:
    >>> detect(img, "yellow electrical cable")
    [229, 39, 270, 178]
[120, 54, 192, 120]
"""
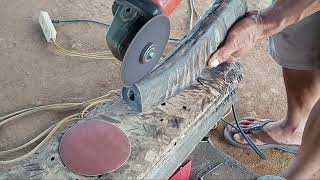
[0, 114, 81, 165]
[52, 41, 113, 56]
[52, 40, 118, 61]
[0, 90, 119, 164]
[189, 0, 201, 31]
[192, 0, 202, 20]
[52, 36, 183, 60]
[81, 99, 109, 119]
[189, 0, 194, 31]
[0, 125, 54, 156]
[0, 91, 119, 127]
[51, 31, 183, 61]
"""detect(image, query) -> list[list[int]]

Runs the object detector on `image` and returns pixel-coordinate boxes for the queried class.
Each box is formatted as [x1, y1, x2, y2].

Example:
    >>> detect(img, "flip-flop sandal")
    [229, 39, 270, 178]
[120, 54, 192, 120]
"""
[257, 175, 286, 180]
[224, 118, 300, 154]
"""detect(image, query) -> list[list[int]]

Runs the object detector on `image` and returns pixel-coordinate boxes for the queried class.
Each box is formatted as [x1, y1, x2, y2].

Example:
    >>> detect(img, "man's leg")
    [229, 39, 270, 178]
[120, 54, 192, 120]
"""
[233, 68, 320, 145]
[283, 98, 320, 179]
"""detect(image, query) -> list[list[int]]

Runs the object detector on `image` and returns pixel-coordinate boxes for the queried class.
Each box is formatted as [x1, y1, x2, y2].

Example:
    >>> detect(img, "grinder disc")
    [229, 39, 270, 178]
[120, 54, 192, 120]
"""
[59, 120, 131, 176]
[121, 15, 170, 87]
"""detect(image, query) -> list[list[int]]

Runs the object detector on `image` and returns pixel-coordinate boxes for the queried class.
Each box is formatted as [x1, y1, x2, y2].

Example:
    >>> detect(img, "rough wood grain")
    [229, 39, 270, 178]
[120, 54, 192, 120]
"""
[0, 63, 242, 179]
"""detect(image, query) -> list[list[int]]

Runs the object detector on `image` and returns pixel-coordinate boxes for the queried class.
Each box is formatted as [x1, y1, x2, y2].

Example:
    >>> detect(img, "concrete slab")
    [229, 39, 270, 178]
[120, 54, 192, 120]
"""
[188, 143, 257, 180]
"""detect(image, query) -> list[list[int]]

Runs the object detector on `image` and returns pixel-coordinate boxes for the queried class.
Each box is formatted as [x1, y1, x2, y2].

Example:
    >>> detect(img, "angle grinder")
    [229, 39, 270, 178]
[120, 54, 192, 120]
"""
[107, 0, 182, 87]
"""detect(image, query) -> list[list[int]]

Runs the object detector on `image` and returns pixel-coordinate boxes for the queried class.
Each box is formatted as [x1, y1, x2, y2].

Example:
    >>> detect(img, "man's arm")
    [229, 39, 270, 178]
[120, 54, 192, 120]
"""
[208, 0, 320, 68]
[260, 0, 320, 38]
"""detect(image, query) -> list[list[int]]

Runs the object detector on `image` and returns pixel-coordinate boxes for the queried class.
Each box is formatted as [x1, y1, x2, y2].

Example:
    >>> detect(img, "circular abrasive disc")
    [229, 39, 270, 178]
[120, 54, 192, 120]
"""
[59, 120, 131, 176]
[121, 15, 170, 87]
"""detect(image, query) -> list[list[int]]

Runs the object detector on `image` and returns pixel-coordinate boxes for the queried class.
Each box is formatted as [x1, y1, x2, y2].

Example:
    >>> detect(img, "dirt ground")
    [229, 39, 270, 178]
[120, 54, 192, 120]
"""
[0, 0, 318, 178]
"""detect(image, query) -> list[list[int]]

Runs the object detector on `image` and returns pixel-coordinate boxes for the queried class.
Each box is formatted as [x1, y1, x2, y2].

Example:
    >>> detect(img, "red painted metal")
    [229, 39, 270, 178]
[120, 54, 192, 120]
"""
[153, 0, 183, 16]
[59, 120, 131, 176]
[170, 160, 192, 180]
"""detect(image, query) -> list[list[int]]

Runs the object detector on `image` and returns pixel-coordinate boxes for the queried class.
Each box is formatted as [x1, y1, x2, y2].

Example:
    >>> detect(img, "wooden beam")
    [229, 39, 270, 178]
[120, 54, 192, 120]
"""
[0, 63, 242, 179]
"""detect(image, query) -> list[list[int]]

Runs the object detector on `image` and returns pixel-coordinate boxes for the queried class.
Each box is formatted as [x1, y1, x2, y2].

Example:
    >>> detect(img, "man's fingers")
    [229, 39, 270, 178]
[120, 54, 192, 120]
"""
[208, 44, 234, 68]
[225, 55, 237, 64]
[207, 11, 261, 68]
[225, 48, 245, 63]
[208, 58, 221, 68]
[226, 45, 253, 64]
[209, 42, 249, 67]
[208, 45, 237, 67]
[208, 33, 239, 68]
[208, 50, 224, 68]
[208, 50, 233, 68]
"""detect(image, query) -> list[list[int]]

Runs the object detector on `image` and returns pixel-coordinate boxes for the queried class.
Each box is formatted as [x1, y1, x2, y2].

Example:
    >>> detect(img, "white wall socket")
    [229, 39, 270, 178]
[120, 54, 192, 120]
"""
[39, 11, 57, 42]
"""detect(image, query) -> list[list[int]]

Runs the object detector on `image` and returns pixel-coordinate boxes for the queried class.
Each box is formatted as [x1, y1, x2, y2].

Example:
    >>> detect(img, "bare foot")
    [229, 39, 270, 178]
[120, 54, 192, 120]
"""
[231, 118, 303, 146]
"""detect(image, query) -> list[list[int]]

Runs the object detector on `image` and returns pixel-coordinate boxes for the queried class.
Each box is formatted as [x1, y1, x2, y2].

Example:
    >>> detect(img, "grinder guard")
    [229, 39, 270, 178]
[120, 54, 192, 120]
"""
[107, 0, 162, 61]
[106, 0, 182, 61]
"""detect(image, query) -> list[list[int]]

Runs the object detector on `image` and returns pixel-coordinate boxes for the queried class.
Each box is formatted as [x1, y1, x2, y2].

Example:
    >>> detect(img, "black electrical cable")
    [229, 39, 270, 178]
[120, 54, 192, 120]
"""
[221, 103, 267, 160]
[231, 104, 267, 159]
[51, 19, 111, 26]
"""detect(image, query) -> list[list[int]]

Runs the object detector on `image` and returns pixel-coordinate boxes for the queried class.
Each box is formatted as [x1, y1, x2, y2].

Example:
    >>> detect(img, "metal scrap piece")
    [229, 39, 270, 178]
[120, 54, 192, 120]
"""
[59, 120, 131, 176]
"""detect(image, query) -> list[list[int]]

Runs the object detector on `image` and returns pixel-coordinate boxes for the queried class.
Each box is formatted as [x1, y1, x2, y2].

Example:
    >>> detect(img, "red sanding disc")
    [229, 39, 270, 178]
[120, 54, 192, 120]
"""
[59, 120, 131, 176]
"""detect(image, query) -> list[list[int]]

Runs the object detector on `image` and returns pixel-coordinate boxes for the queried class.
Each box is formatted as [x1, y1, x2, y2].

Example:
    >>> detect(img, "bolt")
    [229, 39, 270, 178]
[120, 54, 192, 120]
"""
[141, 43, 156, 64]
[146, 47, 156, 61]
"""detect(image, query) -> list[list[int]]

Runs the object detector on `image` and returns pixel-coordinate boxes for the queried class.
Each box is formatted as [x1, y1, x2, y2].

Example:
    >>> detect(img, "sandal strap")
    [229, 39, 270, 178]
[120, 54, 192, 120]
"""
[247, 120, 279, 145]
[248, 120, 274, 133]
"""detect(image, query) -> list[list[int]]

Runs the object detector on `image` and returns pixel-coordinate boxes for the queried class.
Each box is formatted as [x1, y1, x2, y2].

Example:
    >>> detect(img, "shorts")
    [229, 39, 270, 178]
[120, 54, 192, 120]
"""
[269, 11, 320, 70]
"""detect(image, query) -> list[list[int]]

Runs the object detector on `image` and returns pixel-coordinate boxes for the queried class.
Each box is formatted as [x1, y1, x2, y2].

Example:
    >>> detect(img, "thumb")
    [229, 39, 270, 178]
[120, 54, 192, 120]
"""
[208, 36, 236, 68]
[208, 56, 221, 68]
[208, 46, 232, 68]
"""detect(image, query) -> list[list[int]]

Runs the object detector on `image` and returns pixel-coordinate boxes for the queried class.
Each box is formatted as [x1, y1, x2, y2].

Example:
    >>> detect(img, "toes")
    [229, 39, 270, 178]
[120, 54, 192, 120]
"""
[229, 118, 259, 134]
[231, 127, 238, 133]
[233, 133, 265, 145]
[251, 134, 265, 145]
[233, 133, 248, 144]
[240, 124, 251, 129]
[240, 118, 258, 125]
[231, 126, 250, 133]
[243, 117, 258, 122]
[239, 120, 252, 125]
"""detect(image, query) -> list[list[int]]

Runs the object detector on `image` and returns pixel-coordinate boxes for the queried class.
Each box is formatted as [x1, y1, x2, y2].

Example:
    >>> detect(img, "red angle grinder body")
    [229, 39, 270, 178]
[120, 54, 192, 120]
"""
[153, 0, 183, 16]
[107, 0, 182, 87]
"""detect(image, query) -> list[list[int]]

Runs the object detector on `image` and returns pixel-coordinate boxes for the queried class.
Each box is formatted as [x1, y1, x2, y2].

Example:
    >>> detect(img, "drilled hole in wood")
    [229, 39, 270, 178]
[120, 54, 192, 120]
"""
[160, 119, 164, 122]
[125, 8, 131, 12]
[50, 157, 55, 161]
[161, 102, 166, 106]
[174, 142, 177, 146]
[98, 175, 103, 178]
[182, 106, 187, 110]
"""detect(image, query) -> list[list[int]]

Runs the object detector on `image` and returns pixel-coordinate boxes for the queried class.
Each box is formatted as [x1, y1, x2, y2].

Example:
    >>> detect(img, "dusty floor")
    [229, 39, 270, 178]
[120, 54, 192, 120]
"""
[0, 0, 318, 178]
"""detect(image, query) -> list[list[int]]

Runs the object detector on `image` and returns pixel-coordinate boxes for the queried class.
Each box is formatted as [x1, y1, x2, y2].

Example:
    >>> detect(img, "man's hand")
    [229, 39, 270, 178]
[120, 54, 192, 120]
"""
[208, 11, 265, 68]
[208, 0, 320, 68]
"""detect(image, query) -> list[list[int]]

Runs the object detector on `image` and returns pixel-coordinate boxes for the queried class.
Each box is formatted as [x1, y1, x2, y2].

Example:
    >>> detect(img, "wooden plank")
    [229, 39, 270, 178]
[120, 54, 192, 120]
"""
[0, 63, 242, 179]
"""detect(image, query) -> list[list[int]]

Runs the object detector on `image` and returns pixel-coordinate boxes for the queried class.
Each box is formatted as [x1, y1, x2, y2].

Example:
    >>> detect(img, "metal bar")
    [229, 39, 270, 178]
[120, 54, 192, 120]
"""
[122, 0, 247, 112]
